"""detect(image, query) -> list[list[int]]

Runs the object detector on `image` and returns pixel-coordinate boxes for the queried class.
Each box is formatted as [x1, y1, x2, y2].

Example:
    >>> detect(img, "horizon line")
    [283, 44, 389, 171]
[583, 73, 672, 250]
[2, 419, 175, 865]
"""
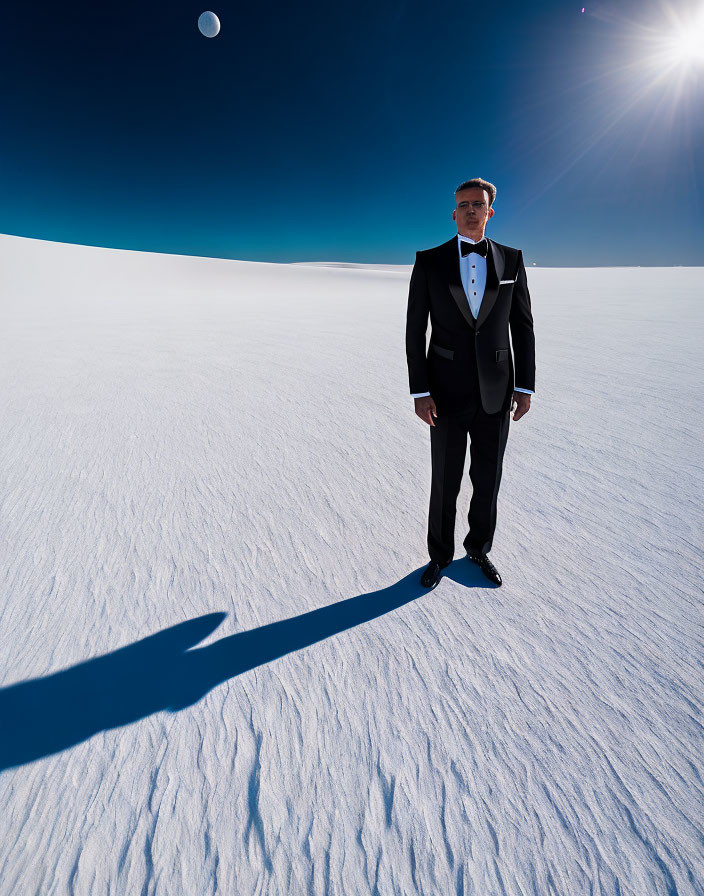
[1, 231, 701, 270]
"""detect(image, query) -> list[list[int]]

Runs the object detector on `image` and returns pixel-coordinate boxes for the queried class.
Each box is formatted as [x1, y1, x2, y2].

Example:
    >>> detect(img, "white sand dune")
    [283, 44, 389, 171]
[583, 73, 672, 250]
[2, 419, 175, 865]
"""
[1, 233, 702, 895]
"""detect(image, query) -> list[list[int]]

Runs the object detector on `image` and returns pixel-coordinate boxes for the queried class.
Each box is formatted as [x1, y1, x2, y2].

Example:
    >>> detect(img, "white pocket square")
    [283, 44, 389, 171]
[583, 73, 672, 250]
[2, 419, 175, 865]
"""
[499, 279, 516, 284]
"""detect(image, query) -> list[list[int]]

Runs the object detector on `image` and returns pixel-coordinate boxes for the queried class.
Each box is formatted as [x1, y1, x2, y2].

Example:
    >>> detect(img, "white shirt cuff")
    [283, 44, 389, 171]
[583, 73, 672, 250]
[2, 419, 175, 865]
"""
[514, 387, 534, 394]
[411, 392, 431, 398]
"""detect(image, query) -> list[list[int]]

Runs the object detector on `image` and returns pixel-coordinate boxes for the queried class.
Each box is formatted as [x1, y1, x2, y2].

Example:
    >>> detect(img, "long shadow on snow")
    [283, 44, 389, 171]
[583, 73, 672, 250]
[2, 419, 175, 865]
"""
[1, 561, 485, 770]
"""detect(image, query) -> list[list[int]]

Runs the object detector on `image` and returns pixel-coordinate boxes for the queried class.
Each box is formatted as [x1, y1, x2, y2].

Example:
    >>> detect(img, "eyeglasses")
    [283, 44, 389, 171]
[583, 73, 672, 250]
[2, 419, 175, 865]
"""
[458, 202, 488, 212]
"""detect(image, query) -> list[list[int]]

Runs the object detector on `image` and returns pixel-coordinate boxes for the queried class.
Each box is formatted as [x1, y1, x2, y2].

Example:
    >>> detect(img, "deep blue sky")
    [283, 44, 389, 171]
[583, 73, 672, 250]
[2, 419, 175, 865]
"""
[2, 0, 702, 264]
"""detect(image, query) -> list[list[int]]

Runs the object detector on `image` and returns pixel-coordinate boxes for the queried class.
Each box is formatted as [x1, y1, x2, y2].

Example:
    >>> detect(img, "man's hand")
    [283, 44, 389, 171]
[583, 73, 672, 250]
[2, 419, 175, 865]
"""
[511, 391, 531, 422]
[414, 395, 437, 426]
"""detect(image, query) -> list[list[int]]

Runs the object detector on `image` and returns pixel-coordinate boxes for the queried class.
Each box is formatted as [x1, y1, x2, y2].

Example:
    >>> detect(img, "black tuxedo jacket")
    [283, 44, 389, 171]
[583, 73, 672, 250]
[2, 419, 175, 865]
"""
[405, 236, 536, 415]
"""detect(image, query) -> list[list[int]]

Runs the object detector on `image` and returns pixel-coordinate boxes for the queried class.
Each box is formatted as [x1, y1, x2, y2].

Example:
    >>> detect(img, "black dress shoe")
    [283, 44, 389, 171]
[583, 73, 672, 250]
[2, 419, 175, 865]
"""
[420, 560, 450, 589]
[466, 552, 502, 586]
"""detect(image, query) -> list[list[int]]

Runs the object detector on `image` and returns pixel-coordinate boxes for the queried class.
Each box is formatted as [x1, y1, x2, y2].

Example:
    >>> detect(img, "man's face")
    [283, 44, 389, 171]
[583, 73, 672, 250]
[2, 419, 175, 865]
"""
[452, 188, 494, 237]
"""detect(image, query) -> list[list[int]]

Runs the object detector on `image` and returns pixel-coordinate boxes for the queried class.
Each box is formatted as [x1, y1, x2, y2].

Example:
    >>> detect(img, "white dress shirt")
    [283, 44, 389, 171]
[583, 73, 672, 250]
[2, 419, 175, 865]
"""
[411, 233, 534, 398]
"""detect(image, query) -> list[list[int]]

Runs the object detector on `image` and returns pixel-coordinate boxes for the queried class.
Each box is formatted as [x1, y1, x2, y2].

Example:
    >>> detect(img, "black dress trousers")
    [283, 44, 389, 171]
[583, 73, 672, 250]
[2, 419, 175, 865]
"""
[428, 402, 511, 562]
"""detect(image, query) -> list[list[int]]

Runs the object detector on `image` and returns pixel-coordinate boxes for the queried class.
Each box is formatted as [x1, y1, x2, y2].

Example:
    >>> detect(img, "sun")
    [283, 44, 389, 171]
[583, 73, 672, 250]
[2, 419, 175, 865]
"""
[662, 8, 704, 66]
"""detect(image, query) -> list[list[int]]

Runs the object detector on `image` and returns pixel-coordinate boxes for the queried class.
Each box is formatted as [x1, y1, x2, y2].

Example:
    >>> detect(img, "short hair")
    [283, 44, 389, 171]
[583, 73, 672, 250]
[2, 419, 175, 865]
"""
[455, 178, 497, 207]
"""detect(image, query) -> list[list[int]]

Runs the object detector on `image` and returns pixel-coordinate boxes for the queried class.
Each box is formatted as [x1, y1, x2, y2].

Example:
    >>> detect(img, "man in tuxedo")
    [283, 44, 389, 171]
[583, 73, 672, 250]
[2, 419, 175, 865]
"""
[405, 178, 536, 589]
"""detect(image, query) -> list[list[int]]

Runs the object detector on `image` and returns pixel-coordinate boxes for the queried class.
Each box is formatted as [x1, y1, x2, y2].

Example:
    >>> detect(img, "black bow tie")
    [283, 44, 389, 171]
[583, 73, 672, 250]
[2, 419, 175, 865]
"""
[460, 238, 488, 258]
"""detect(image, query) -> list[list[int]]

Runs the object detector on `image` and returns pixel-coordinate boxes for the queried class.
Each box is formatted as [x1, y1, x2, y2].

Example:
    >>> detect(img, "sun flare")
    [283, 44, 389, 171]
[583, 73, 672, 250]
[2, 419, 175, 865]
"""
[662, 7, 704, 66]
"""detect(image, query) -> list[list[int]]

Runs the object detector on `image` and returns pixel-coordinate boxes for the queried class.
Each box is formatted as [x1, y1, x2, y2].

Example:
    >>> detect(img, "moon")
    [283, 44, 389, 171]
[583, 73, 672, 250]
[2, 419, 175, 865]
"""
[198, 11, 220, 38]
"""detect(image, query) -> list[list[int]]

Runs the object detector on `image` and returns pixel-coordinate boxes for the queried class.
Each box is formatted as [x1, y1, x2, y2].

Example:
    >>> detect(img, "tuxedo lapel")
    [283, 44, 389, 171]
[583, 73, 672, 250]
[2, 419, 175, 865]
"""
[475, 239, 505, 329]
[442, 238, 476, 329]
